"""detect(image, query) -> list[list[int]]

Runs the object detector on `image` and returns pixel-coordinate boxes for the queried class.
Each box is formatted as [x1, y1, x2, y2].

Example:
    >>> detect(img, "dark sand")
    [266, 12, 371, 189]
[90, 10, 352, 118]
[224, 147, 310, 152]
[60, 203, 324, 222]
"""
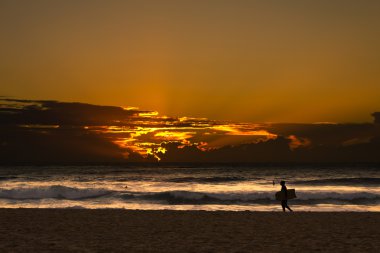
[0, 209, 379, 252]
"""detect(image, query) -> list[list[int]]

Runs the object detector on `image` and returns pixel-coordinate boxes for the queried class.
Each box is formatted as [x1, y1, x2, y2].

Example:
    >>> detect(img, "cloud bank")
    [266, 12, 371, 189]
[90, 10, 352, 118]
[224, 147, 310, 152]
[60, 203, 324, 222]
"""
[1, 99, 379, 164]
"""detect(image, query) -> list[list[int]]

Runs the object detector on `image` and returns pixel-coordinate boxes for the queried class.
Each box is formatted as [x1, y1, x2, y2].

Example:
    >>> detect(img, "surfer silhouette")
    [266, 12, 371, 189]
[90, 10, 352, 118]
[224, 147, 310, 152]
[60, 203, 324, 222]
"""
[280, 181, 293, 212]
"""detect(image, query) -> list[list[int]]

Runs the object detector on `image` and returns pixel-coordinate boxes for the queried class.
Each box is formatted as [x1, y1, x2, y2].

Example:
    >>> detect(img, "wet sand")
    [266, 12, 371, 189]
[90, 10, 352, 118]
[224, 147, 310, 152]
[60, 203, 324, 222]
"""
[0, 209, 379, 252]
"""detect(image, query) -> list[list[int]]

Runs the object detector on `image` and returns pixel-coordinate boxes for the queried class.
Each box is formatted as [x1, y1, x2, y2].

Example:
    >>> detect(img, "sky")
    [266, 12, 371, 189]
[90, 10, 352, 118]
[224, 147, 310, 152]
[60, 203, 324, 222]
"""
[1, 0, 380, 123]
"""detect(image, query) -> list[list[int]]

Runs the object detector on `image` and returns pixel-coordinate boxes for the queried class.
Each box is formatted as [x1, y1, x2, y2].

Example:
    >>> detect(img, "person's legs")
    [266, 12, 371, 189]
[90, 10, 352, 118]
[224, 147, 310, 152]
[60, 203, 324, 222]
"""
[285, 202, 293, 212]
[281, 200, 286, 212]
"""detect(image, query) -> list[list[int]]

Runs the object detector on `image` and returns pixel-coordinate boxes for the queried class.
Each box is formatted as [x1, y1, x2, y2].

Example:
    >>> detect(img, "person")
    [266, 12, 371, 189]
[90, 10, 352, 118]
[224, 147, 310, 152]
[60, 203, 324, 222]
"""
[280, 181, 293, 212]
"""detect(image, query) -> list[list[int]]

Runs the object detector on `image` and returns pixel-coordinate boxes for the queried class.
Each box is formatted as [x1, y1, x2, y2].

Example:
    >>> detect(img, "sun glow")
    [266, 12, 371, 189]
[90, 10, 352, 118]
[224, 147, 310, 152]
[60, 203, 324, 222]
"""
[288, 135, 311, 150]
[154, 131, 195, 141]
[211, 124, 277, 138]
[138, 111, 159, 117]
[99, 111, 280, 160]
[123, 106, 139, 111]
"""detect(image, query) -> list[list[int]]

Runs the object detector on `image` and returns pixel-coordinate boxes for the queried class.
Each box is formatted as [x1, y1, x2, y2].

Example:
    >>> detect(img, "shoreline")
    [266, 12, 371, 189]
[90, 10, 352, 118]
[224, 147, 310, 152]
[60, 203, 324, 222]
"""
[1, 206, 380, 212]
[1, 162, 380, 167]
[0, 209, 379, 252]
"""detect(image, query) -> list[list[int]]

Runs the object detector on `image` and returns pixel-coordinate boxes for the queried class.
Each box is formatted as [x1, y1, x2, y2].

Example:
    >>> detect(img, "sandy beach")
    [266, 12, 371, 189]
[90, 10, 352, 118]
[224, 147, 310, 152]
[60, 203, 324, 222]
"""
[0, 209, 378, 252]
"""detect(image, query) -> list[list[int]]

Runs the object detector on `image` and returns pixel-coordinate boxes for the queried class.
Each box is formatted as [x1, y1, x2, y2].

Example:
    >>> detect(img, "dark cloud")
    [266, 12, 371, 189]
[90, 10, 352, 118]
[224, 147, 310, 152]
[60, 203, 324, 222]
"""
[0, 126, 127, 163]
[0, 99, 143, 126]
[0, 99, 156, 163]
[158, 137, 293, 163]
[373, 112, 380, 124]
[266, 123, 379, 147]
[158, 135, 380, 164]
[292, 136, 380, 163]
[1, 98, 380, 164]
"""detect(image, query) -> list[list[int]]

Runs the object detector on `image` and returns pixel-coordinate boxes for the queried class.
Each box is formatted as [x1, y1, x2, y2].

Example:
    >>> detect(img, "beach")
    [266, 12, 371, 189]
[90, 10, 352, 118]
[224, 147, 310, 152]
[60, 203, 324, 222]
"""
[0, 209, 379, 252]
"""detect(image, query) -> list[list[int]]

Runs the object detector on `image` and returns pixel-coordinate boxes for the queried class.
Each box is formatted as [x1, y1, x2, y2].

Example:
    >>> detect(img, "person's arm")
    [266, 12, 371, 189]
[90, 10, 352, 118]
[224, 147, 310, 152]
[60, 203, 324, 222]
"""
[283, 186, 288, 199]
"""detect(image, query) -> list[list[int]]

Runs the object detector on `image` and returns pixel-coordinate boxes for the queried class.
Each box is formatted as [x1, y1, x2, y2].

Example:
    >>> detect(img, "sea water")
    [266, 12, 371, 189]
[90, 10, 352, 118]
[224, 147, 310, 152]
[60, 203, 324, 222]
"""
[0, 165, 379, 211]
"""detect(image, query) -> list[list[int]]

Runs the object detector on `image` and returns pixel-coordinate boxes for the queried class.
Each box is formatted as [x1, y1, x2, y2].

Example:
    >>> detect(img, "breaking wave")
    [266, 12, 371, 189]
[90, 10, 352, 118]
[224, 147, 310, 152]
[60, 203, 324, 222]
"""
[166, 176, 249, 183]
[0, 176, 18, 181]
[293, 178, 380, 186]
[121, 190, 380, 205]
[0, 185, 112, 200]
[1, 186, 379, 206]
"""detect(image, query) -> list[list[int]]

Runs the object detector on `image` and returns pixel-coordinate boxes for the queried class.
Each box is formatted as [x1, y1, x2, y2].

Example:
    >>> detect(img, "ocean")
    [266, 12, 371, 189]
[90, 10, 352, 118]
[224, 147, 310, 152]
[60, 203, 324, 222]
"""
[0, 165, 379, 211]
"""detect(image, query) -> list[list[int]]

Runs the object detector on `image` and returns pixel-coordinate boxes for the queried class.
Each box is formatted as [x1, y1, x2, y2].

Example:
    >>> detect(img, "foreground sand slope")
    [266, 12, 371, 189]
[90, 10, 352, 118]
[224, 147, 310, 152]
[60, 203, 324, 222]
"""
[0, 209, 379, 252]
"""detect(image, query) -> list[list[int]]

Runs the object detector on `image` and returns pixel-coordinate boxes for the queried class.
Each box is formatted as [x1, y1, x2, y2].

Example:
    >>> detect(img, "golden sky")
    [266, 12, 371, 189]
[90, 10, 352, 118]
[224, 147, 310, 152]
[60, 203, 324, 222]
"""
[1, 1, 380, 123]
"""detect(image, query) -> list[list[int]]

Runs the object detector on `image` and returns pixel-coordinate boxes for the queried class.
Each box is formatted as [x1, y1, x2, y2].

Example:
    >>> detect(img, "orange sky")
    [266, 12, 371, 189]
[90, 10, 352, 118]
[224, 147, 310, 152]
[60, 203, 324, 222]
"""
[1, 1, 380, 123]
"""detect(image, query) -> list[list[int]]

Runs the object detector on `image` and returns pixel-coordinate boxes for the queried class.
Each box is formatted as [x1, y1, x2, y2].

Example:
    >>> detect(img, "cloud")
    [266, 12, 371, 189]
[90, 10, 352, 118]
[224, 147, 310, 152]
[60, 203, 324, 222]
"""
[373, 112, 380, 124]
[288, 135, 311, 150]
[157, 137, 293, 163]
[0, 126, 128, 163]
[0, 99, 158, 163]
[1, 98, 380, 163]
[0, 99, 141, 126]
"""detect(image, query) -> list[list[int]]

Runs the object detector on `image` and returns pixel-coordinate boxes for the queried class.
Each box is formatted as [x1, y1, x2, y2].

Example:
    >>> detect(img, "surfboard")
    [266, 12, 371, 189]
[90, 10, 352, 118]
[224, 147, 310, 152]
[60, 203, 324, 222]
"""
[275, 189, 296, 201]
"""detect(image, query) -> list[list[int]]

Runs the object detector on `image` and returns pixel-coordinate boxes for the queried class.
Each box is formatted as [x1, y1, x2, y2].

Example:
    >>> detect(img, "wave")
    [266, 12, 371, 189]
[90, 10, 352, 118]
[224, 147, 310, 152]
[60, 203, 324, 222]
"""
[0, 176, 18, 181]
[293, 178, 380, 186]
[166, 176, 249, 183]
[120, 190, 380, 205]
[0, 185, 112, 200]
[2, 186, 379, 206]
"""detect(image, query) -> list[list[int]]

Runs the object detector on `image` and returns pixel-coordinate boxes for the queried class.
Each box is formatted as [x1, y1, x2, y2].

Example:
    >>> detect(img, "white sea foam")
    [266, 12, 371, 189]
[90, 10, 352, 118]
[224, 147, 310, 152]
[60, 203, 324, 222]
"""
[123, 190, 380, 204]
